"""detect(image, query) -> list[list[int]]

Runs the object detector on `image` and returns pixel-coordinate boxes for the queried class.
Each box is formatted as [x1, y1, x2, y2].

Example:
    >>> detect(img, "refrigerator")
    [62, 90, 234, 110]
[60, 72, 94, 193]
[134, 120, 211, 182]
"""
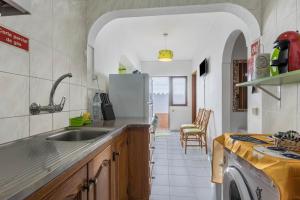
[109, 73, 153, 121]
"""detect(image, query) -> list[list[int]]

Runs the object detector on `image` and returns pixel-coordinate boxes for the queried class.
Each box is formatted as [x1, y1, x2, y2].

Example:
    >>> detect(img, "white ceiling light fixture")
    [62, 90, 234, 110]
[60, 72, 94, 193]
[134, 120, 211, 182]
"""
[158, 33, 173, 62]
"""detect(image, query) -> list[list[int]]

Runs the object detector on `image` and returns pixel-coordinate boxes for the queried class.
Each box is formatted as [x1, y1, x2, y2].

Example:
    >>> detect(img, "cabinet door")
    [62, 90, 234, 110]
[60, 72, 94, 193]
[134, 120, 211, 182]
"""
[43, 166, 88, 200]
[114, 132, 128, 200]
[88, 145, 113, 200]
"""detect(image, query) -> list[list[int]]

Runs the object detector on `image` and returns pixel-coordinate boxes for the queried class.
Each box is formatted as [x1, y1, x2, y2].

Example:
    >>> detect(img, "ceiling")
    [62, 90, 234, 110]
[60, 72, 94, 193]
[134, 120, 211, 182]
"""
[95, 12, 240, 62]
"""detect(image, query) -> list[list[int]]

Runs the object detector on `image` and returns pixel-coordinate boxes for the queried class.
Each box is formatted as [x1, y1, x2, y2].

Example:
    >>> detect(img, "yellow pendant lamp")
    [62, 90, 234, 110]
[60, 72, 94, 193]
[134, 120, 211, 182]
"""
[158, 33, 173, 62]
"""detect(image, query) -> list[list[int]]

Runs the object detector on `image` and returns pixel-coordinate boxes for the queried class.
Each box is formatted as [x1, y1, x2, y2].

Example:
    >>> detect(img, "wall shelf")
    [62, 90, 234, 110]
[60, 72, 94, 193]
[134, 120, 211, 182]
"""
[236, 70, 300, 101]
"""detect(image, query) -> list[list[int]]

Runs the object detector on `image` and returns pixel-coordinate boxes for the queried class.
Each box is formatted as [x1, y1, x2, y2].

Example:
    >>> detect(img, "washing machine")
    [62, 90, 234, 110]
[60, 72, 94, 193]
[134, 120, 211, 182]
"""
[222, 150, 279, 200]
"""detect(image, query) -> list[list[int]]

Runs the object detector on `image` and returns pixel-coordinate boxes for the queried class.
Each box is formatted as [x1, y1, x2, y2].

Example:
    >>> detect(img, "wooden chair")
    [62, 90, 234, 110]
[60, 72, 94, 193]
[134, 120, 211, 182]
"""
[179, 108, 204, 147]
[182, 109, 211, 154]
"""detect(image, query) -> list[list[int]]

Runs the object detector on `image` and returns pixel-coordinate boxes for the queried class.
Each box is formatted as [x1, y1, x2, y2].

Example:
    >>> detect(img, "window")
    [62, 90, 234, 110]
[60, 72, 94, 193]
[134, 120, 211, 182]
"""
[170, 76, 187, 106]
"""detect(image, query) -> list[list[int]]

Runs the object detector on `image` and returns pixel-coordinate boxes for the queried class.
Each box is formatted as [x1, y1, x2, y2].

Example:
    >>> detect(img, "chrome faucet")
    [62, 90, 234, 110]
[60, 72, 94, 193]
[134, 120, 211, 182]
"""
[30, 73, 73, 115]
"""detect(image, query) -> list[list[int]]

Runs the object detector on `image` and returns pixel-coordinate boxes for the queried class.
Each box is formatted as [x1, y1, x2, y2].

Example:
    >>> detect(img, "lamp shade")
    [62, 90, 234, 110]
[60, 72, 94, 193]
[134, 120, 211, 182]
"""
[158, 49, 173, 62]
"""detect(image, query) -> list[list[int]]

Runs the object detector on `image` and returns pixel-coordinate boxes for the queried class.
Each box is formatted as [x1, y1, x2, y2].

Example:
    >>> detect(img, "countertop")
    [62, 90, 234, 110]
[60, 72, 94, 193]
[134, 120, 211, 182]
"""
[0, 118, 150, 200]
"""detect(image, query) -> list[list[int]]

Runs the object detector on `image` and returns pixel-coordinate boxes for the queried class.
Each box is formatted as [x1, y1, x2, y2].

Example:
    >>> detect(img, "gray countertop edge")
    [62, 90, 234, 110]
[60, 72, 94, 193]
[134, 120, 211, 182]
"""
[3, 119, 150, 200]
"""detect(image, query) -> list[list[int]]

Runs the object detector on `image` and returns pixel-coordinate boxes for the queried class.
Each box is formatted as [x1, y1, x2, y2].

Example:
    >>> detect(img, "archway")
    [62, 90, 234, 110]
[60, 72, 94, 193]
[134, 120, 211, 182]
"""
[222, 30, 248, 132]
[86, 3, 261, 88]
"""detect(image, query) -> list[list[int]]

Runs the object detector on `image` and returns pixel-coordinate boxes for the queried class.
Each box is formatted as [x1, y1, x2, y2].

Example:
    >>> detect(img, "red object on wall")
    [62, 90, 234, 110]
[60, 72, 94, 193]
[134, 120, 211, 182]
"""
[275, 31, 300, 72]
[0, 25, 29, 51]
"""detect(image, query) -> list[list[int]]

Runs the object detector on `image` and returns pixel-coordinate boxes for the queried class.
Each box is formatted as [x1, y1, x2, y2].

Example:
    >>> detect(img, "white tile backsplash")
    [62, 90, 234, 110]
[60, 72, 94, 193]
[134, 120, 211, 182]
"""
[0, 116, 29, 144]
[70, 84, 82, 111]
[30, 78, 52, 107]
[0, 0, 88, 144]
[0, 72, 29, 118]
[53, 112, 69, 130]
[0, 44, 29, 76]
[30, 114, 53, 136]
[260, 0, 300, 133]
[54, 82, 70, 112]
[29, 39, 53, 80]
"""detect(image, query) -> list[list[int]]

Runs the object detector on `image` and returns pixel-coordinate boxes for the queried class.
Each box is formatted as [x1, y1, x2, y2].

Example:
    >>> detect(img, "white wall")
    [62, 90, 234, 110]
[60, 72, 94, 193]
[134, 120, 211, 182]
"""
[253, 0, 300, 134]
[192, 14, 249, 149]
[94, 20, 141, 84]
[0, 0, 88, 144]
[141, 60, 193, 130]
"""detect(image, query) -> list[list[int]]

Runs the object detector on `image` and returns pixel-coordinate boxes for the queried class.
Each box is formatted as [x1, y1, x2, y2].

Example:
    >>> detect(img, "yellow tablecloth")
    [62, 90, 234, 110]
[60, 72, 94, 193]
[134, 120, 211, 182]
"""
[212, 133, 300, 200]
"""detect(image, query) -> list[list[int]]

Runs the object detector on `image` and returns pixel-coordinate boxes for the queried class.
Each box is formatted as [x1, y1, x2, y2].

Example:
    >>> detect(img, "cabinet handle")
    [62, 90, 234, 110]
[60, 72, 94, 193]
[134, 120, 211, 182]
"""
[89, 159, 110, 185]
[112, 151, 120, 161]
[151, 161, 155, 164]
[151, 146, 155, 149]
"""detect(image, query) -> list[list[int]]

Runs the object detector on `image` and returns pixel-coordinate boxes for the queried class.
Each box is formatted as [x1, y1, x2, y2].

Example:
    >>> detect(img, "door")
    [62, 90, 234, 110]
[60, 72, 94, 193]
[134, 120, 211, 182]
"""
[152, 77, 169, 130]
[169, 76, 190, 130]
[44, 166, 88, 200]
[113, 133, 128, 200]
[88, 145, 113, 200]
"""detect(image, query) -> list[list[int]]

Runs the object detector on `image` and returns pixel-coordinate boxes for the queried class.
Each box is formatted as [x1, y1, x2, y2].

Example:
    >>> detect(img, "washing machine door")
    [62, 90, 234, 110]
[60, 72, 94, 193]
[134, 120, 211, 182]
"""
[223, 166, 252, 200]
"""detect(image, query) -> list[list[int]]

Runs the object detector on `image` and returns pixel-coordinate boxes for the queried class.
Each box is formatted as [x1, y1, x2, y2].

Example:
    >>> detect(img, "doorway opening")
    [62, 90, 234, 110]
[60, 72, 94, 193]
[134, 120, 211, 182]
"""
[222, 31, 248, 132]
[152, 77, 169, 130]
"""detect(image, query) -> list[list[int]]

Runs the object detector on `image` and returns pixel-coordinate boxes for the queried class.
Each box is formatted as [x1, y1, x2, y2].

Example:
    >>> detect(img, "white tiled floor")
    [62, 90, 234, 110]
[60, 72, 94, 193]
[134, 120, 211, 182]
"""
[150, 132, 214, 200]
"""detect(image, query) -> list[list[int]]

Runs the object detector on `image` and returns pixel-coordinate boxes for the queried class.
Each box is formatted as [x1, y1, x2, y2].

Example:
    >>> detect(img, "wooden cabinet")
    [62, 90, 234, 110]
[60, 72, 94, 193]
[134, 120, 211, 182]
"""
[26, 126, 150, 200]
[127, 127, 150, 200]
[113, 132, 128, 200]
[43, 166, 88, 200]
[88, 145, 113, 200]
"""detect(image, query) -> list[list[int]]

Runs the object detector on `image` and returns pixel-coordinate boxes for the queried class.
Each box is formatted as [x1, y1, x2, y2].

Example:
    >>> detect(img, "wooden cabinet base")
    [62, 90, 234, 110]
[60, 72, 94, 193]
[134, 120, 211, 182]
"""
[25, 126, 150, 200]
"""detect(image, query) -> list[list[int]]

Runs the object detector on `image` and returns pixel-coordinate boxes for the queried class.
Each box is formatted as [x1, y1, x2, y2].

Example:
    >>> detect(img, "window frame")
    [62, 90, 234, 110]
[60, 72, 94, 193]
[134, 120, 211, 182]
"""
[169, 76, 188, 106]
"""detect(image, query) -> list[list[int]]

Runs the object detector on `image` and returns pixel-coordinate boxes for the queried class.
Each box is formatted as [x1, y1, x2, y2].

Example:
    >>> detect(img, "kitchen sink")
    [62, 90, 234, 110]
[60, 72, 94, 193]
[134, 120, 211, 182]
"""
[47, 128, 111, 142]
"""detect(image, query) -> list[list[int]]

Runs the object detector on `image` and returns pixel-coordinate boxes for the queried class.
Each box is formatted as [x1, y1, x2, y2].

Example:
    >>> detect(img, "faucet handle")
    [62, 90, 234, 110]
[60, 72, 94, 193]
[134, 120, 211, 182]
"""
[59, 97, 66, 111]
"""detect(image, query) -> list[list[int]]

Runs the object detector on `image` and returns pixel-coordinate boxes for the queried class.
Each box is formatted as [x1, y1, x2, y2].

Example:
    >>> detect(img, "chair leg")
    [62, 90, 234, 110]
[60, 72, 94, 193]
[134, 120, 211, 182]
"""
[180, 128, 183, 147]
[200, 134, 203, 148]
[204, 134, 208, 154]
[184, 134, 188, 154]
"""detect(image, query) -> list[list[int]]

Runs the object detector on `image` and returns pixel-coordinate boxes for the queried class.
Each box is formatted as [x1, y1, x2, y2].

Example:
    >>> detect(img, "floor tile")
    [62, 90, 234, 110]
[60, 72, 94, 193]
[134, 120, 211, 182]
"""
[151, 132, 213, 200]
[150, 195, 170, 200]
[151, 185, 170, 196]
[153, 165, 169, 175]
[152, 174, 169, 186]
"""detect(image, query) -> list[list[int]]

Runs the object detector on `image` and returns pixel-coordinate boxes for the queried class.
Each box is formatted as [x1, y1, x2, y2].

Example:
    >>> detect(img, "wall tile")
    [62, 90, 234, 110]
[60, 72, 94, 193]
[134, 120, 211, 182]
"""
[70, 84, 82, 110]
[277, 12, 297, 34]
[53, 112, 69, 130]
[54, 82, 70, 112]
[277, 0, 297, 20]
[30, 114, 52, 136]
[69, 60, 82, 85]
[30, 39, 53, 80]
[0, 73, 29, 118]
[0, 116, 29, 144]
[0, 44, 29, 76]
[82, 86, 88, 110]
[53, 50, 70, 82]
[70, 110, 83, 118]
[262, 110, 297, 133]
[27, 0, 53, 46]
[30, 78, 52, 107]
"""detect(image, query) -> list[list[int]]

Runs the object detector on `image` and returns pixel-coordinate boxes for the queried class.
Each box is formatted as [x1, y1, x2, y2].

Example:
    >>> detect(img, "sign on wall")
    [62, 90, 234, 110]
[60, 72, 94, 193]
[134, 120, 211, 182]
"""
[0, 25, 29, 51]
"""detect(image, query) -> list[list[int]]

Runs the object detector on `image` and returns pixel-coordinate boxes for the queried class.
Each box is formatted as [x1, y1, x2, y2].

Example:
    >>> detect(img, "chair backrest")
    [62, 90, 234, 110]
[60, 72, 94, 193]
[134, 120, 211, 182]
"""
[197, 109, 211, 132]
[194, 108, 204, 125]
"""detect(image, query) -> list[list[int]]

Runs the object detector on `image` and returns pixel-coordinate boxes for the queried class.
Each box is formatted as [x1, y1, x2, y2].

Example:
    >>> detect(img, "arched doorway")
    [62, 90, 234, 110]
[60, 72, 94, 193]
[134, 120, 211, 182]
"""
[86, 3, 260, 89]
[222, 30, 248, 132]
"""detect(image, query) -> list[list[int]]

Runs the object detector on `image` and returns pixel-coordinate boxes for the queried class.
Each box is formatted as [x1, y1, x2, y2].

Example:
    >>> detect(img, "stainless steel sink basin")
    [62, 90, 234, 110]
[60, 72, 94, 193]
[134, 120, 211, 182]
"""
[47, 128, 111, 141]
